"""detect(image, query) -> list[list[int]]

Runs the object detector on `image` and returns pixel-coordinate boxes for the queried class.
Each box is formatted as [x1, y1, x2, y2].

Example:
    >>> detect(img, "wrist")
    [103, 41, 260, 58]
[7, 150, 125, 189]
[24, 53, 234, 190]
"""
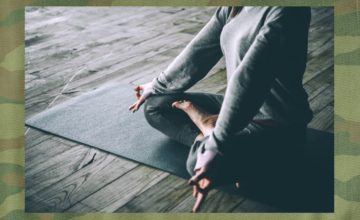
[194, 148, 218, 171]
[193, 134, 223, 172]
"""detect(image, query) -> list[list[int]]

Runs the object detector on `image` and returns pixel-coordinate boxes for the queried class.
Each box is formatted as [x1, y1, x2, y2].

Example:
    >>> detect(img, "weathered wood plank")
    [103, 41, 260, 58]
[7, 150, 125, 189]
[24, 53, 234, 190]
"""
[26, 145, 97, 197]
[170, 189, 245, 213]
[308, 105, 334, 131]
[116, 175, 192, 212]
[79, 166, 169, 212]
[25, 137, 73, 172]
[26, 149, 138, 212]
[309, 85, 333, 115]
[66, 202, 97, 212]
[304, 66, 333, 101]
[25, 128, 52, 149]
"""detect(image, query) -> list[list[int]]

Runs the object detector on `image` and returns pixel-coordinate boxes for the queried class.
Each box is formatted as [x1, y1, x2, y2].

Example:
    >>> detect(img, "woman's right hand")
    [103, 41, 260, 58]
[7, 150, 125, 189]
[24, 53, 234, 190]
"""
[128, 82, 154, 113]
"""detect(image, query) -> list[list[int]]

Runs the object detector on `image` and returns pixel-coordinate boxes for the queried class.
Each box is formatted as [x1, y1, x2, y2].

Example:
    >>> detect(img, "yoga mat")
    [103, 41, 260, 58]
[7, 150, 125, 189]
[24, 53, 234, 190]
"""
[26, 82, 333, 190]
[26, 83, 191, 178]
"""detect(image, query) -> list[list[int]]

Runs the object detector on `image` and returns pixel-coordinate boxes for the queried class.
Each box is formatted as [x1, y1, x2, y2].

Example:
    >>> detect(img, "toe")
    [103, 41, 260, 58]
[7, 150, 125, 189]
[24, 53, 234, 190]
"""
[172, 100, 192, 110]
[171, 101, 181, 108]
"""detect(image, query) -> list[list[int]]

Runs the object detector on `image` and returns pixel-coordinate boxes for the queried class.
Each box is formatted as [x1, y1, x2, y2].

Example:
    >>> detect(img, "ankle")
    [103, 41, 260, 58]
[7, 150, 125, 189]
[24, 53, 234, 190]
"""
[202, 128, 214, 137]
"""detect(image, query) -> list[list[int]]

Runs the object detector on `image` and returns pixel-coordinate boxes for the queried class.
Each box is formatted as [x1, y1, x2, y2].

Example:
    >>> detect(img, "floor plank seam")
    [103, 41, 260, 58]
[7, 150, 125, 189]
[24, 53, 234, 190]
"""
[303, 63, 333, 85]
[25, 129, 53, 149]
[62, 164, 141, 212]
[115, 174, 178, 212]
[223, 197, 246, 213]
[25, 148, 138, 200]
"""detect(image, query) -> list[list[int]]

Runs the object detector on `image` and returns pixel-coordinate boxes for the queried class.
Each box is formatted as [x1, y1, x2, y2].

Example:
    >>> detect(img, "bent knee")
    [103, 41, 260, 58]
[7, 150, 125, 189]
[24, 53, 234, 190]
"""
[144, 96, 165, 115]
[143, 96, 157, 115]
[143, 95, 173, 125]
[143, 96, 159, 124]
[144, 95, 177, 114]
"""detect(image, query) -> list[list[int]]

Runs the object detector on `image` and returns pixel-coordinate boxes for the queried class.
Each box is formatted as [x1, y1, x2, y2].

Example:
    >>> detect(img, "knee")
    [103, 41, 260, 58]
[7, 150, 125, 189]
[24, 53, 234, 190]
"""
[143, 96, 159, 125]
[143, 95, 171, 126]
[143, 96, 157, 116]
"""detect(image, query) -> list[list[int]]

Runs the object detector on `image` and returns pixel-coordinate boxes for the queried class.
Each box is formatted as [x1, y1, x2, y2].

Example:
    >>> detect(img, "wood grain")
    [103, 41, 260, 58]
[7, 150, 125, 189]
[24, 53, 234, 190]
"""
[26, 147, 138, 212]
[79, 166, 169, 212]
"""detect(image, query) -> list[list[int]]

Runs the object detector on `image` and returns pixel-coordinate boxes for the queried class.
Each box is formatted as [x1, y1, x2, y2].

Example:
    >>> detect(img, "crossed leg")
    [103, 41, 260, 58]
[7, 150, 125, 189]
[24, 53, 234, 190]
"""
[144, 93, 245, 212]
[143, 92, 223, 147]
[172, 100, 219, 138]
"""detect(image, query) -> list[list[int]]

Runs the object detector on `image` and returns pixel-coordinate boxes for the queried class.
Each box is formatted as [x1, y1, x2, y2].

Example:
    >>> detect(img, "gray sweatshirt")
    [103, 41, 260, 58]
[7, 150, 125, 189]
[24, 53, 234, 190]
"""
[151, 6, 313, 154]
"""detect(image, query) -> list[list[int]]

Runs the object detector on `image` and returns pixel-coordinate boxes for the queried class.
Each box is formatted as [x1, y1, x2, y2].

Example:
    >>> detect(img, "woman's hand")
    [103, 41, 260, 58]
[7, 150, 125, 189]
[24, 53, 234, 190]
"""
[188, 161, 241, 212]
[128, 82, 154, 112]
[188, 166, 214, 212]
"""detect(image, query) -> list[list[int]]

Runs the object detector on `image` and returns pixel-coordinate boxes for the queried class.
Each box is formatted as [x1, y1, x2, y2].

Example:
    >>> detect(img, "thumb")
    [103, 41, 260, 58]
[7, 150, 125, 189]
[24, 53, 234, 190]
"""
[171, 101, 179, 108]
[171, 100, 183, 109]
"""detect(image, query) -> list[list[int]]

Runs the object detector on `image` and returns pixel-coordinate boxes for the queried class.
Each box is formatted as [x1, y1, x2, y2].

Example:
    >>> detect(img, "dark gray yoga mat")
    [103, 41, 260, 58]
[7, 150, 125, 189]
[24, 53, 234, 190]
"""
[26, 82, 333, 196]
[26, 83, 191, 178]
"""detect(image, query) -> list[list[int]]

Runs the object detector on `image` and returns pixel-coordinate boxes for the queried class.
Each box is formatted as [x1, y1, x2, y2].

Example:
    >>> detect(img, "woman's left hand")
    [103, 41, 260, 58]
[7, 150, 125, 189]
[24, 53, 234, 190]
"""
[188, 166, 214, 212]
[188, 164, 241, 212]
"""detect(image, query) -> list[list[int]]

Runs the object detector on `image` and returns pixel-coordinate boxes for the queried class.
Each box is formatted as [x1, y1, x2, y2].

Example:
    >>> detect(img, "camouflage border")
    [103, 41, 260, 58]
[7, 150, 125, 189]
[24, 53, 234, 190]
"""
[1, 0, 359, 219]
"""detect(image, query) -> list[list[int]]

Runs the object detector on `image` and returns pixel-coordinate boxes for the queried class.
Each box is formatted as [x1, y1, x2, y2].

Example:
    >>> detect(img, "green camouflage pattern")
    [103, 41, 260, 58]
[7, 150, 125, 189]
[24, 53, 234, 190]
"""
[0, 0, 358, 219]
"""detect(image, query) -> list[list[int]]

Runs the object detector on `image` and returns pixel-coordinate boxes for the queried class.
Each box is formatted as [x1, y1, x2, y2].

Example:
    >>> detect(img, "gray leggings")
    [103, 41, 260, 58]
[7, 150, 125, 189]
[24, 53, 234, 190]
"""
[143, 92, 306, 177]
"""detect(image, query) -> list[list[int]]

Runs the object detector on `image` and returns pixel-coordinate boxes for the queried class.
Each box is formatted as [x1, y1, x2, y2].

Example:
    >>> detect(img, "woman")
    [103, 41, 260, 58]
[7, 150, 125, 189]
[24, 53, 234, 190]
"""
[129, 6, 313, 212]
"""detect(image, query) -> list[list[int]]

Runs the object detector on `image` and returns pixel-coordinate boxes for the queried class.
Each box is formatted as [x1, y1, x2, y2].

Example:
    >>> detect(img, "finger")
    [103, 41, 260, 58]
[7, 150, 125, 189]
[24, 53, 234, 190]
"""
[129, 101, 140, 112]
[192, 179, 213, 213]
[192, 191, 207, 213]
[192, 185, 198, 198]
[188, 169, 207, 185]
[132, 98, 145, 112]
[128, 102, 137, 111]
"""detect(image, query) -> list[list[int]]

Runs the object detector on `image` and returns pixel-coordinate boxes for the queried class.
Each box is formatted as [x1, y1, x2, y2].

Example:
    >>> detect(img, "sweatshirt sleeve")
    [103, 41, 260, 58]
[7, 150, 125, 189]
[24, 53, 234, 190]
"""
[151, 7, 230, 93]
[202, 7, 311, 154]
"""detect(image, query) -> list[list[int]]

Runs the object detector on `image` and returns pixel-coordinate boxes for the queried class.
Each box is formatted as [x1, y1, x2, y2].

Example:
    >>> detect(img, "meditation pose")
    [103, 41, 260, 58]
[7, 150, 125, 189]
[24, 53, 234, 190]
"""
[129, 6, 313, 212]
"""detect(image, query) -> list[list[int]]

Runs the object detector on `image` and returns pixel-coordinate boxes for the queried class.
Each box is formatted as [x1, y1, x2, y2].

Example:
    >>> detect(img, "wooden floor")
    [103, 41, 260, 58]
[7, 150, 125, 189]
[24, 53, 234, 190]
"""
[25, 7, 334, 212]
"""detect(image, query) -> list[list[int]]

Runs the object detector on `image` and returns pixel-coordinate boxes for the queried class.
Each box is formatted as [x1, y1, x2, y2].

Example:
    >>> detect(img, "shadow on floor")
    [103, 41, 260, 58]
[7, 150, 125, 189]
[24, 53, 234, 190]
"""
[232, 128, 334, 212]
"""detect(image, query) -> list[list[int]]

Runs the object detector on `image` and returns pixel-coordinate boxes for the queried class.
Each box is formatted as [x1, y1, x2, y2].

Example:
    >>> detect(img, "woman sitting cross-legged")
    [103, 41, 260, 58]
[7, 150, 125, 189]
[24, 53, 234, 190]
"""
[129, 6, 313, 212]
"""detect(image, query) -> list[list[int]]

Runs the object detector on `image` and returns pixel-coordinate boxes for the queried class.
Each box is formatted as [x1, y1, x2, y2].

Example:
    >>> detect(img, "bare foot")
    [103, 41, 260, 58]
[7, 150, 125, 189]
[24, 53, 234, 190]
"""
[172, 100, 218, 136]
